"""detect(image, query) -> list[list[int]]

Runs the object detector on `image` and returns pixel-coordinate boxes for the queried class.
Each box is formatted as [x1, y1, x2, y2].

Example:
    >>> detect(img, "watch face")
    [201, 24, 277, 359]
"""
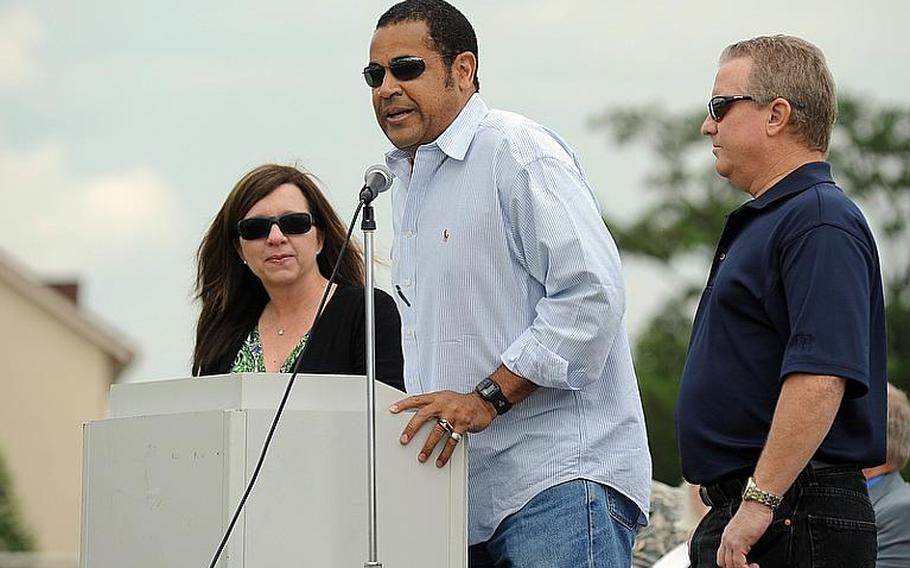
[476, 377, 512, 415]
[479, 383, 497, 397]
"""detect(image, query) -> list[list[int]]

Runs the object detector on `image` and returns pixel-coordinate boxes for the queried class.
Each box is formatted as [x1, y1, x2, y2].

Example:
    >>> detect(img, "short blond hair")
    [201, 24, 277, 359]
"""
[886, 384, 910, 470]
[721, 35, 837, 152]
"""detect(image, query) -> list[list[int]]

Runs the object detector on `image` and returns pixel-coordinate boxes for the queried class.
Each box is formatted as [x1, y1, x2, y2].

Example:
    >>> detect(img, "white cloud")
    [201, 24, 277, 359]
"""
[0, 142, 186, 274]
[78, 172, 181, 244]
[0, 5, 44, 88]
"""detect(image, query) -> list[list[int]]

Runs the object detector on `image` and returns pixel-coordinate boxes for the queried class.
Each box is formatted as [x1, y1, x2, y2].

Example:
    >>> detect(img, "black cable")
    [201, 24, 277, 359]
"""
[208, 199, 365, 568]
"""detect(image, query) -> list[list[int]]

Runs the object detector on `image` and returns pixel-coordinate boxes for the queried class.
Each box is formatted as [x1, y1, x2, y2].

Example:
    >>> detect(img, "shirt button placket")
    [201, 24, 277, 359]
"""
[399, 179, 422, 393]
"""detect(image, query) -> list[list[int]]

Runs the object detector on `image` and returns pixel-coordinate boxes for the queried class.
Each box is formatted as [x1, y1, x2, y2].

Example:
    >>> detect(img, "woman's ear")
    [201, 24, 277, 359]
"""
[234, 241, 247, 265]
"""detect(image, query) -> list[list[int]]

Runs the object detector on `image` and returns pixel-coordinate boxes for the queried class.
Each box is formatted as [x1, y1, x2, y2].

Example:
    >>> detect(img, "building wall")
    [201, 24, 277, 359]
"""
[0, 280, 113, 558]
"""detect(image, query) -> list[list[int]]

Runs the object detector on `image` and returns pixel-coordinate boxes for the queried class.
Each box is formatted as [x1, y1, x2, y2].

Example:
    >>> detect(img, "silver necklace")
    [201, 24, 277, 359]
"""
[269, 287, 326, 337]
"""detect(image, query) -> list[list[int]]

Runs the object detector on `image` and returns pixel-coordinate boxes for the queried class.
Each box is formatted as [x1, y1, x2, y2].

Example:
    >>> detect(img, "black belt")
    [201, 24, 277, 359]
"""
[699, 477, 748, 508]
[698, 460, 852, 508]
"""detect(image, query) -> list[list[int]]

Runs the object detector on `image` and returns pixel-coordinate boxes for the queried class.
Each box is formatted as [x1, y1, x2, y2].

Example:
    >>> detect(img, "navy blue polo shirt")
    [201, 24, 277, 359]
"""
[676, 162, 887, 485]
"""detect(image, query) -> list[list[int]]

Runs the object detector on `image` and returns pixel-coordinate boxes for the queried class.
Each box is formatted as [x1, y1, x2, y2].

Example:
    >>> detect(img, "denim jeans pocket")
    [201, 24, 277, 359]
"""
[605, 485, 640, 531]
[807, 515, 877, 568]
[689, 510, 723, 568]
[801, 484, 877, 568]
[746, 517, 793, 566]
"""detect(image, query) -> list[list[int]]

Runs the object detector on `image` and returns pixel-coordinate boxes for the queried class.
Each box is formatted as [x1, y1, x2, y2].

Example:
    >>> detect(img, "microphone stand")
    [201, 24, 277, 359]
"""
[361, 202, 381, 568]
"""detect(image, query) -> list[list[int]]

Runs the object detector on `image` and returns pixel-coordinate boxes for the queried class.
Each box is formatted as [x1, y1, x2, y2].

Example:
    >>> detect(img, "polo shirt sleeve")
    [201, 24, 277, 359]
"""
[499, 155, 626, 390]
[779, 223, 873, 397]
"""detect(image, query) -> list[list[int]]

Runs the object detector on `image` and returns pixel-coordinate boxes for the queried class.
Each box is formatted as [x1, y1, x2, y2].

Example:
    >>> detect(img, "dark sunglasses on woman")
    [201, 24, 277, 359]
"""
[362, 56, 426, 88]
[237, 212, 315, 240]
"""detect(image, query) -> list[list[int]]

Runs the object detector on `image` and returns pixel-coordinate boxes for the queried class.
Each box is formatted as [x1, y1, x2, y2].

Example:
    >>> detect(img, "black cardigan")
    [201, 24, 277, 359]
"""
[210, 286, 405, 391]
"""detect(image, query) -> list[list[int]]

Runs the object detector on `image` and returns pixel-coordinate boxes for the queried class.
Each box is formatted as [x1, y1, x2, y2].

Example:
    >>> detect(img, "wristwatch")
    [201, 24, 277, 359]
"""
[742, 477, 783, 510]
[474, 377, 512, 415]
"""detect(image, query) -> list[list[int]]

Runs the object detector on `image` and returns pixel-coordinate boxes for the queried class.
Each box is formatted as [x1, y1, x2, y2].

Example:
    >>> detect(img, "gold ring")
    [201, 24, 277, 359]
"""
[449, 431, 463, 442]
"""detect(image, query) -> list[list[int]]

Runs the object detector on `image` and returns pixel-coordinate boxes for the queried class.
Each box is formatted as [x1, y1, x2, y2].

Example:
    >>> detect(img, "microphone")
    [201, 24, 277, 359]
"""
[360, 164, 394, 203]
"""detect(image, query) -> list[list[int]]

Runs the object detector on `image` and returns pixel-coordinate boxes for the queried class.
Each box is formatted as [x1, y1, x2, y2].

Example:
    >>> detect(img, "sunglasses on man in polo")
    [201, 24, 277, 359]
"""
[237, 212, 315, 240]
[707, 95, 756, 122]
[363, 56, 426, 88]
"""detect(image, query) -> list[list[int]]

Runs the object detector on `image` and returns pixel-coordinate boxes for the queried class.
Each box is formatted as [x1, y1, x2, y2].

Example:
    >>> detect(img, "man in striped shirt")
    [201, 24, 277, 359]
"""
[364, 1, 651, 565]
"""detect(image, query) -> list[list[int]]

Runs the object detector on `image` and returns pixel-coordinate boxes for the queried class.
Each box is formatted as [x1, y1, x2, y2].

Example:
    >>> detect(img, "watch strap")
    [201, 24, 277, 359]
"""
[474, 376, 512, 415]
[742, 477, 783, 510]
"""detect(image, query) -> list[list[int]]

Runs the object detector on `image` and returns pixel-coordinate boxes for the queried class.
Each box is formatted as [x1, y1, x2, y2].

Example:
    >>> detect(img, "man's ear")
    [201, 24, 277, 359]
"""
[766, 97, 793, 138]
[452, 51, 477, 92]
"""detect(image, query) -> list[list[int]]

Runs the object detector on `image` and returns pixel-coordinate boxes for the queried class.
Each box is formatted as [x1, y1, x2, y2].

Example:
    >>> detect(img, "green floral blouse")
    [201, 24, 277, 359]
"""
[230, 326, 308, 373]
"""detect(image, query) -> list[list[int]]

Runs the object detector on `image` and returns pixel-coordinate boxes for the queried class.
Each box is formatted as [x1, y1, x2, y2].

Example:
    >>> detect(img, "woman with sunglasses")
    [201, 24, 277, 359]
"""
[192, 163, 404, 391]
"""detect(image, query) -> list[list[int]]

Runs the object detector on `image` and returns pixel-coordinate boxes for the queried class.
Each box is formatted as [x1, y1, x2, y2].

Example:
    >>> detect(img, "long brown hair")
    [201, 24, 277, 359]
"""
[192, 164, 364, 375]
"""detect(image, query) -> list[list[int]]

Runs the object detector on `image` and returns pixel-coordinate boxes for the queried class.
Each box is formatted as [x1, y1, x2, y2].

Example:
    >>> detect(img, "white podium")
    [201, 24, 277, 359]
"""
[80, 374, 468, 567]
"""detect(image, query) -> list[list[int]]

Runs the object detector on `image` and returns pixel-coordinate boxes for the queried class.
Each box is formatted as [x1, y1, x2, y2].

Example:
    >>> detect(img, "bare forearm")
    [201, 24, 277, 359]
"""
[490, 364, 538, 403]
[753, 373, 846, 495]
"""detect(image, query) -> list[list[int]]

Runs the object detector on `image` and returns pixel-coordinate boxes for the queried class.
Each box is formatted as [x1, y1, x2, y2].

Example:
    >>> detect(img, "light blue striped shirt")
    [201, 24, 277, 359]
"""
[386, 94, 651, 544]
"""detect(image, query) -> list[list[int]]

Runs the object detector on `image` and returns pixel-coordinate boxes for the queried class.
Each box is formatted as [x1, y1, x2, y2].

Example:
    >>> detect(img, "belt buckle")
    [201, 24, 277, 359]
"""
[698, 485, 713, 507]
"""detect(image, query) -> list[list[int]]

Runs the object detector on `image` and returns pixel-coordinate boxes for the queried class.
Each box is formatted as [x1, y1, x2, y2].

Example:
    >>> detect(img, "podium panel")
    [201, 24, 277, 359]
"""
[81, 374, 467, 567]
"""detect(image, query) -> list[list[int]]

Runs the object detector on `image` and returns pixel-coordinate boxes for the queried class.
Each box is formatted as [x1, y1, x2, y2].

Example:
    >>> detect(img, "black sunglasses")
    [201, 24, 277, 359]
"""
[237, 212, 315, 240]
[363, 56, 426, 88]
[708, 95, 756, 122]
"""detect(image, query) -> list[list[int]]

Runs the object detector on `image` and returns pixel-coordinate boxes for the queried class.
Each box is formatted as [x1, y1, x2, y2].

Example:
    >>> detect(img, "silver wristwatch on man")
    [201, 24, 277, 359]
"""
[742, 476, 783, 510]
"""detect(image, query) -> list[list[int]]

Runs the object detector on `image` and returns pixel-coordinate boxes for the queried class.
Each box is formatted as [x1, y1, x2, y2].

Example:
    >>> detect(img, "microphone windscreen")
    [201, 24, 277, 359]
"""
[363, 164, 394, 195]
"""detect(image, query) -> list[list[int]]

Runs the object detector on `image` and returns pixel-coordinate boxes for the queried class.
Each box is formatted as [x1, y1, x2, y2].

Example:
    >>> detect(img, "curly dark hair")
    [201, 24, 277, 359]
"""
[377, 0, 480, 91]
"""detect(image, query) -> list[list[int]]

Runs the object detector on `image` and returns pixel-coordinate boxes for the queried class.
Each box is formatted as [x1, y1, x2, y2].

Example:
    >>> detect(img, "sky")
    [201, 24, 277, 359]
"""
[1, 0, 908, 383]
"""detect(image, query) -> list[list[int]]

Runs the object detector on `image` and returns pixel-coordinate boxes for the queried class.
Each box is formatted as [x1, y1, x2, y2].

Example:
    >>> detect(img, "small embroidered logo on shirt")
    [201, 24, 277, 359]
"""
[443, 229, 450, 242]
[790, 334, 814, 351]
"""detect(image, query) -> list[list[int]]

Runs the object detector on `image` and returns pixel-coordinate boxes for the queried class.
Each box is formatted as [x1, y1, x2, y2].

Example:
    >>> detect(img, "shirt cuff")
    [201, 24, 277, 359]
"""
[501, 329, 574, 390]
[779, 359, 869, 398]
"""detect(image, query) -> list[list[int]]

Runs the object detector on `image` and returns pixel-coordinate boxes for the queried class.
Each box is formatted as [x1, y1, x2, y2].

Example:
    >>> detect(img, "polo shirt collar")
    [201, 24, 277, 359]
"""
[743, 161, 834, 210]
[385, 93, 488, 168]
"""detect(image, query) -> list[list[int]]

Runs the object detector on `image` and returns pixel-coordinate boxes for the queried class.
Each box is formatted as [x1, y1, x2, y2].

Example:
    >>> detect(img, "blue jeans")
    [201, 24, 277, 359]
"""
[690, 464, 877, 567]
[469, 479, 640, 568]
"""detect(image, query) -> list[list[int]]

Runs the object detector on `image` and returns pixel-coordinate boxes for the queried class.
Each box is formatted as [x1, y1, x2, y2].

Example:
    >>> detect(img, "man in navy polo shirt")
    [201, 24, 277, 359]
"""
[677, 35, 887, 568]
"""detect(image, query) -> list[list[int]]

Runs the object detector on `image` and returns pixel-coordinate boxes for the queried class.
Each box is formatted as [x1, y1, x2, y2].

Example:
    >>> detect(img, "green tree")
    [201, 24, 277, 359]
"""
[592, 95, 910, 484]
[0, 450, 33, 551]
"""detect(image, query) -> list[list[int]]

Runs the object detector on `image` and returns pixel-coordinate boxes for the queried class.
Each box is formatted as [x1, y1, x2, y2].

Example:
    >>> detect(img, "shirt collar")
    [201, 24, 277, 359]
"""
[743, 161, 835, 210]
[434, 93, 487, 160]
[384, 93, 488, 170]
